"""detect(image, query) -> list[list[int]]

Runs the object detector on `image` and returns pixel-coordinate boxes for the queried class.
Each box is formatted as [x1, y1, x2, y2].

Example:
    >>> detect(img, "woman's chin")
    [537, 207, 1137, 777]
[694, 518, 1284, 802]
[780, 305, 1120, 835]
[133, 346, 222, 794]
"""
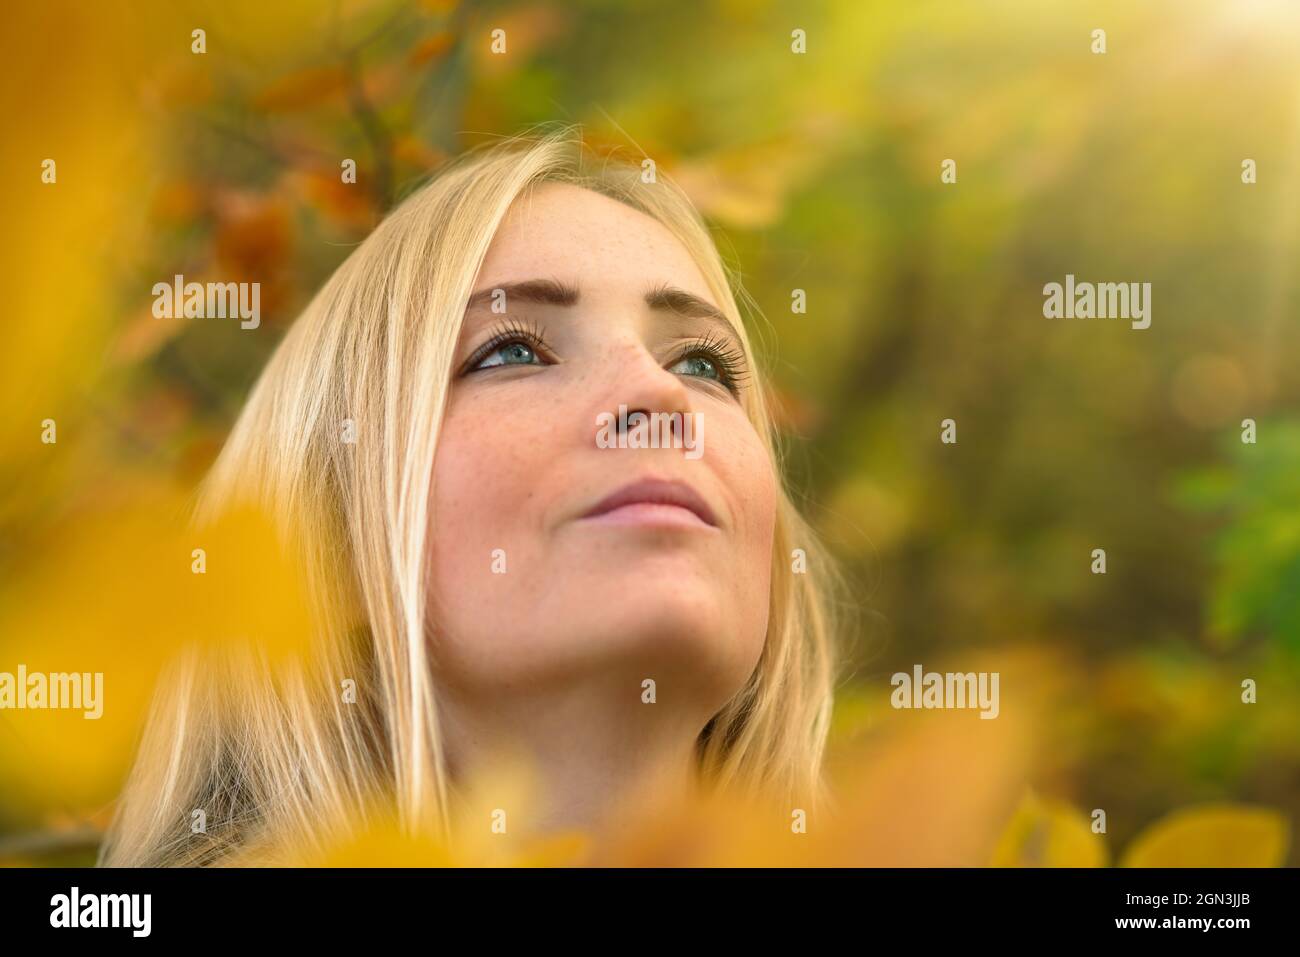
[571, 589, 759, 677]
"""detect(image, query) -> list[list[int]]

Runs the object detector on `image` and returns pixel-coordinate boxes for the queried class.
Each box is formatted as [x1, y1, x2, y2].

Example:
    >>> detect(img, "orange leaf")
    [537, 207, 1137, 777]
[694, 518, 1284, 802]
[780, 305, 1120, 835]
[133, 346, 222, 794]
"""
[252, 65, 350, 113]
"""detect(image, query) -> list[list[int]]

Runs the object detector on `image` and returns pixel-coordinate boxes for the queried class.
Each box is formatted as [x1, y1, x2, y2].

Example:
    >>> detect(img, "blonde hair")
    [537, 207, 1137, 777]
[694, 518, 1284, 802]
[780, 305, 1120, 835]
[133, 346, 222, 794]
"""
[99, 127, 841, 867]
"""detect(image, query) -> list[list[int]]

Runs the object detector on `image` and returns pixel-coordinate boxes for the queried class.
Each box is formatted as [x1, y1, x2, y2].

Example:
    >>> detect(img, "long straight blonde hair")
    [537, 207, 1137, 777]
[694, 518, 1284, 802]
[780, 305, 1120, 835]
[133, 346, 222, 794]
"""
[99, 127, 841, 866]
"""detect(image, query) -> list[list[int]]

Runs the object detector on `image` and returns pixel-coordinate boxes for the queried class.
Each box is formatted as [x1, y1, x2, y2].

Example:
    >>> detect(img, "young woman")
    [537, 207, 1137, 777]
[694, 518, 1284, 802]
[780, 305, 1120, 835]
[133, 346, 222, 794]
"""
[99, 128, 841, 866]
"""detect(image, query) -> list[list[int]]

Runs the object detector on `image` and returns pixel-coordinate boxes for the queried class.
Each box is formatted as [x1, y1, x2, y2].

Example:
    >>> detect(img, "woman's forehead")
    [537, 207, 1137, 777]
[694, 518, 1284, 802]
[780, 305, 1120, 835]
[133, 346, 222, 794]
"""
[476, 182, 715, 303]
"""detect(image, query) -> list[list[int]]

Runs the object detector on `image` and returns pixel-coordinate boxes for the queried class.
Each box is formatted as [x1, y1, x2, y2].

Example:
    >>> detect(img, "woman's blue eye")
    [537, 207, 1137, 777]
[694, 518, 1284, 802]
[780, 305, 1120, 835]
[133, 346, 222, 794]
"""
[476, 340, 540, 369]
[670, 354, 721, 381]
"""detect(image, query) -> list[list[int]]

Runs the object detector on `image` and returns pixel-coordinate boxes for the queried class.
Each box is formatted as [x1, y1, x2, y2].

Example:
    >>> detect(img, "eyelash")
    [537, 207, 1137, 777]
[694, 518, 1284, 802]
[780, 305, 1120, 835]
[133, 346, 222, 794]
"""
[459, 318, 551, 375]
[673, 330, 749, 394]
[461, 319, 749, 395]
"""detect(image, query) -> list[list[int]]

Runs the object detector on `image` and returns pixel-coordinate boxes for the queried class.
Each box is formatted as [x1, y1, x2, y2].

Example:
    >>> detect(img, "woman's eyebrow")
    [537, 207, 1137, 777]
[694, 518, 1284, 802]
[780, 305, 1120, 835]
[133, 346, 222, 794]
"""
[465, 278, 580, 311]
[644, 283, 741, 343]
[463, 278, 741, 343]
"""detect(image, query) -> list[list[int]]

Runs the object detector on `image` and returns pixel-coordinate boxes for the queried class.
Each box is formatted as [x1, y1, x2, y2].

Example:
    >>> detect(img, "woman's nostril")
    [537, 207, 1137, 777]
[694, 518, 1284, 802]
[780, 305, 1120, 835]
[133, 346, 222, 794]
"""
[617, 407, 651, 434]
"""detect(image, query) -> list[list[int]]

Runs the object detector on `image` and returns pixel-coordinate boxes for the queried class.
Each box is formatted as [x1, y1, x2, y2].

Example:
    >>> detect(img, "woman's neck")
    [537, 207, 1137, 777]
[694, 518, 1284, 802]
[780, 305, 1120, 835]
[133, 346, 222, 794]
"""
[436, 672, 709, 841]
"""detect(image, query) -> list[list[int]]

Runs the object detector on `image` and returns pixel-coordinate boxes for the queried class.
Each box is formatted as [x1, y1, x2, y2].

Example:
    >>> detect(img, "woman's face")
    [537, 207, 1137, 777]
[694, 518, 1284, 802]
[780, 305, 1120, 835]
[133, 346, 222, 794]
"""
[427, 182, 776, 721]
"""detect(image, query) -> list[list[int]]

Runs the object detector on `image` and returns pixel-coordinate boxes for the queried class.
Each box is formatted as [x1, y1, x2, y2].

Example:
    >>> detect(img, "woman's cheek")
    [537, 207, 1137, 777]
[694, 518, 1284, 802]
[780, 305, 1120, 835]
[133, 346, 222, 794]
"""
[432, 383, 564, 575]
[716, 407, 777, 546]
[706, 406, 778, 624]
[431, 399, 508, 582]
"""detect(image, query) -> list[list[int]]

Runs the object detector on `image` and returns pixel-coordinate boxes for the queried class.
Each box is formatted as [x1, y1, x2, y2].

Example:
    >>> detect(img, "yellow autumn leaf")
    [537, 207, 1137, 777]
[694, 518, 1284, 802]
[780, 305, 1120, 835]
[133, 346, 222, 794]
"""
[271, 756, 591, 867]
[0, 492, 319, 817]
[286, 817, 590, 868]
[1121, 803, 1289, 868]
[991, 792, 1108, 867]
[300, 819, 460, 868]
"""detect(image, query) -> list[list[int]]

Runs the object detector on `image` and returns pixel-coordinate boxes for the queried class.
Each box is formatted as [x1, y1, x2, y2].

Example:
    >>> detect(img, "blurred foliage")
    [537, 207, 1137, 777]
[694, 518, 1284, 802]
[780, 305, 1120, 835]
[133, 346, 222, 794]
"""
[2, 0, 1298, 865]
[1177, 420, 1300, 654]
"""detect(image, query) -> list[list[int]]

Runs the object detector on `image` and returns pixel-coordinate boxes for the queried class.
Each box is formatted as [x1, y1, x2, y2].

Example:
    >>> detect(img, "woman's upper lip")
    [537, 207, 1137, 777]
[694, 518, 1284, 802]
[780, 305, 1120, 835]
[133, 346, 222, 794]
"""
[580, 478, 719, 527]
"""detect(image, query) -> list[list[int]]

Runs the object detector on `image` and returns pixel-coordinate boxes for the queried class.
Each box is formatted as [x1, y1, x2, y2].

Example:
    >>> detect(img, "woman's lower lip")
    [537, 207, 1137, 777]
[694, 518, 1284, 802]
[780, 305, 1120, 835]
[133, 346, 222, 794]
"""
[580, 502, 714, 528]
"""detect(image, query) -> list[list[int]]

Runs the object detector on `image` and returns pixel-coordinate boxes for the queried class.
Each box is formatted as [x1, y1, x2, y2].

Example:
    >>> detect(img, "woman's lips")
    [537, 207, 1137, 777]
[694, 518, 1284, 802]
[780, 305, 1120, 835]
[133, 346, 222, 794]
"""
[582, 501, 709, 528]
[579, 478, 719, 529]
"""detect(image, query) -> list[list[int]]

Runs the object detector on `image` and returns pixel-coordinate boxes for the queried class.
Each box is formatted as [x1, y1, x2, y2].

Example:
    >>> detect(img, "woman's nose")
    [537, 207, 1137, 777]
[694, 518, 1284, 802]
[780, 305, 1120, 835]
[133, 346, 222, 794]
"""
[617, 337, 691, 410]
[590, 339, 695, 445]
